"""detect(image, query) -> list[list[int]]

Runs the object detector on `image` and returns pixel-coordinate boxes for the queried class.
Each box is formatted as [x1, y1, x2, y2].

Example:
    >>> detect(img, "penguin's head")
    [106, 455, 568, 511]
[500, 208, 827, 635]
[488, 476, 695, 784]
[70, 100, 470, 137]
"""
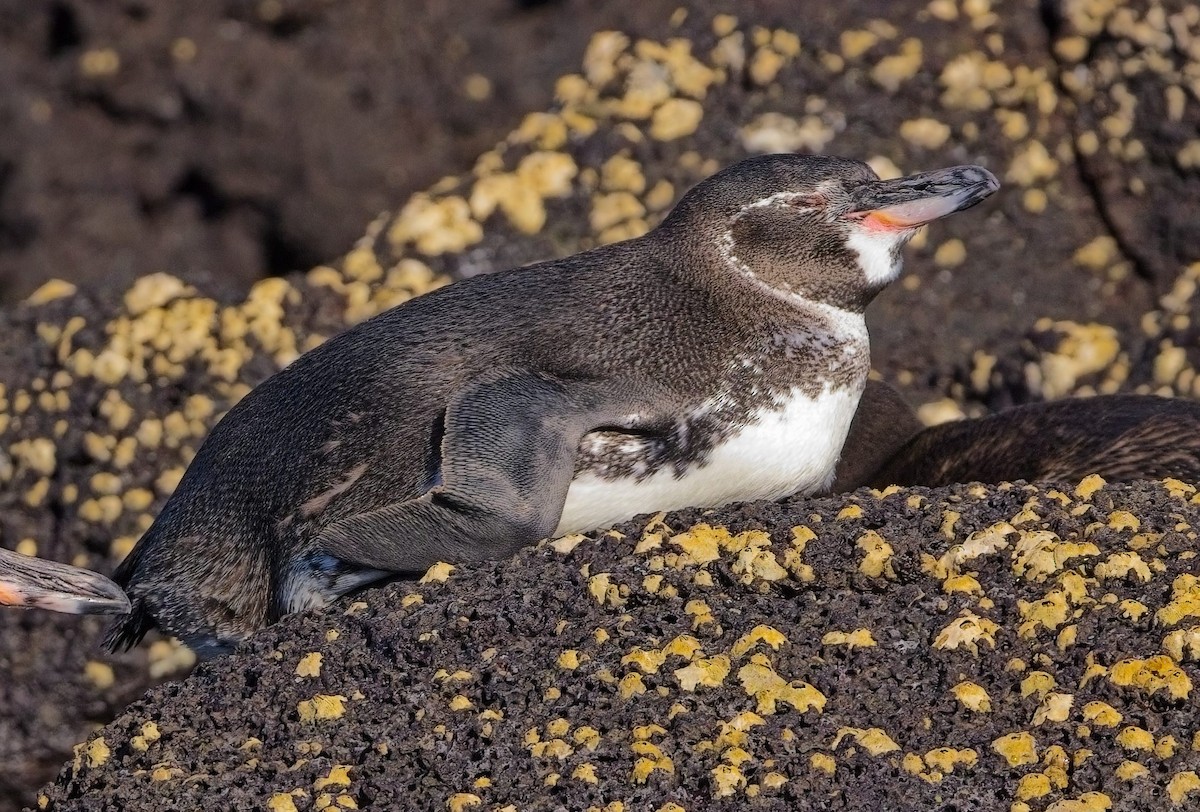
[666, 154, 999, 312]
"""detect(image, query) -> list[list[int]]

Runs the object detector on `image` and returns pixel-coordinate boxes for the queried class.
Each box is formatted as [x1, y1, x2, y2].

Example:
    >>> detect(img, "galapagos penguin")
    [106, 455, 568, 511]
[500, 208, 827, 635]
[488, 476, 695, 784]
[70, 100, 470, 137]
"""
[0, 154, 999, 656]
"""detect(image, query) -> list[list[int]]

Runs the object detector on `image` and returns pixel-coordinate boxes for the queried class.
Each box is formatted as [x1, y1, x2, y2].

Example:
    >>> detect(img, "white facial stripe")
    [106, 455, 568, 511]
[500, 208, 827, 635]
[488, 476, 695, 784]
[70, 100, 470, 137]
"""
[845, 228, 906, 287]
[741, 190, 812, 211]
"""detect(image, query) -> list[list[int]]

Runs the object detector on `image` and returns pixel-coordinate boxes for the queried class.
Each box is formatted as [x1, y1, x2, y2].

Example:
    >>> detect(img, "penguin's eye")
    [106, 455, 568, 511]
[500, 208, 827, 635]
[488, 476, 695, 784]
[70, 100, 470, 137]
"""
[786, 193, 826, 209]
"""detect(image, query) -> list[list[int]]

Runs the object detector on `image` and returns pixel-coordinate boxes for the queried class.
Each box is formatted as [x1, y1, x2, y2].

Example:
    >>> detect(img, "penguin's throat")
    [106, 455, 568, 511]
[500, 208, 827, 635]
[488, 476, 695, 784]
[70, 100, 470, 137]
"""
[845, 227, 909, 287]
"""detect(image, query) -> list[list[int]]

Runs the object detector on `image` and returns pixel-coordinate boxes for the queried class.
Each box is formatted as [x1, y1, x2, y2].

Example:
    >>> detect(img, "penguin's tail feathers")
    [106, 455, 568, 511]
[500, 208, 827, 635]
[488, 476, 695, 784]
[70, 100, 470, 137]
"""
[0, 546, 131, 616]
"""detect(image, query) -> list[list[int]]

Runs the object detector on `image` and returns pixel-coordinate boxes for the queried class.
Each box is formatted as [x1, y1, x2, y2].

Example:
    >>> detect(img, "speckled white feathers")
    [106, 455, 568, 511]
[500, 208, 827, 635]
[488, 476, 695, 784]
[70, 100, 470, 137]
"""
[554, 382, 862, 535]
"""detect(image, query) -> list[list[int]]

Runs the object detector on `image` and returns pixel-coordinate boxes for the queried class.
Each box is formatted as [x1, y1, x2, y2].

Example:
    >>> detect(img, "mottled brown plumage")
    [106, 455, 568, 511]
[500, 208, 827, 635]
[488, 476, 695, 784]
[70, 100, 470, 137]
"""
[834, 381, 1200, 491]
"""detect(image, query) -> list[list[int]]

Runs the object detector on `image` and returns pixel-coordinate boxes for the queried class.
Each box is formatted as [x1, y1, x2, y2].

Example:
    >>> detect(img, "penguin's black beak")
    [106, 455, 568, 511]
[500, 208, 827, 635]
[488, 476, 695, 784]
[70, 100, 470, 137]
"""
[846, 165, 1000, 229]
[0, 547, 131, 615]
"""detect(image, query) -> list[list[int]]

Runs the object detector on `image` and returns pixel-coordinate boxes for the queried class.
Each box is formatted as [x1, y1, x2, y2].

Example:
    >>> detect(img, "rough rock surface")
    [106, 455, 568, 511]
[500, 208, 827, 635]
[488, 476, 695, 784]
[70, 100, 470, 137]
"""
[2, 0, 1199, 810]
[35, 480, 1200, 811]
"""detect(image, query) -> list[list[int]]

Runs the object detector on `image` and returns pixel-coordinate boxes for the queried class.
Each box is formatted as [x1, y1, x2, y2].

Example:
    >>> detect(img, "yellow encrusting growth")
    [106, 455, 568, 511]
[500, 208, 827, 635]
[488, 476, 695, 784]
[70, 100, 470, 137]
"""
[1031, 692, 1074, 726]
[446, 794, 482, 812]
[809, 752, 836, 775]
[856, 531, 895, 578]
[820, 629, 876, 649]
[1157, 575, 1200, 626]
[831, 727, 900, 756]
[297, 694, 347, 722]
[934, 611, 1000, 655]
[952, 681, 992, 712]
[674, 656, 731, 692]
[738, 656, 826, 715]
[420, 562, 455, 583]
[1109, 656, 1192, 700]
[1081, 701, 1121, 728]
[1021, 671, 1056, 698]
[1115, 760, 1148, 781]
[1095, 551, 1152, 582]
[1167, 772, 1200, 805]
[731, 626, 788, 657]
[295, 653, 322, 678]
[1045, 794, 1113, 812]
[1115, 726, 1154, 751]
[992, 732, 1039, 767]
[1162, 627, 1200, 662]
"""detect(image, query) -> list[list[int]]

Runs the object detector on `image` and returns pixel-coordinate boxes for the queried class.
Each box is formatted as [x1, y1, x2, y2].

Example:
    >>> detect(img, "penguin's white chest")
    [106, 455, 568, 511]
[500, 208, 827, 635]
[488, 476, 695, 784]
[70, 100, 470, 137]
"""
[555, 384, 860, 536]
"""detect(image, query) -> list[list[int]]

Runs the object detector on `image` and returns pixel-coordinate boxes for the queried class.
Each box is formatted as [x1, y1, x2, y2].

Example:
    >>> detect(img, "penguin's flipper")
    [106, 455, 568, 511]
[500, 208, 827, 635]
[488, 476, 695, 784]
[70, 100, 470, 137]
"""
[0, 546, 131, 615]
[317, 370, 644, 574]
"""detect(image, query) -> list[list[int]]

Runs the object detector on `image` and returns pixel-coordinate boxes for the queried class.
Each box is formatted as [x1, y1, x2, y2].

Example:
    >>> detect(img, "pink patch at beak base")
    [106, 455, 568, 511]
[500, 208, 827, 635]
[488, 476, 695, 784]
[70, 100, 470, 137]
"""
[865, 195, 967, 230]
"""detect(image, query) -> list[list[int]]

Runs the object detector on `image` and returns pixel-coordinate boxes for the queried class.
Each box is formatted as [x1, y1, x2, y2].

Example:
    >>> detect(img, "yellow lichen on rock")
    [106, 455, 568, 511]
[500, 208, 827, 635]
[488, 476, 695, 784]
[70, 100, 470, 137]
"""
[952, 681, 992, 712]
[1157, 574, 1200, 626]
[1094, 551, 1152, 582]
[674, 655, 731, 692]
[388, 194, 483, 256]
[935, 611, 1000, 655]
[740, 112, 836, 154]
[446, 794, 482, 812]
[820, 629, 877, 649]
[730, 625, 788, 658]
[1020, 671, 1057, 698]
[1030, 321, 1123, 400]
[669, 523, 726, 564]
[295, 653, 322, 678]
[732, 546, 788, 584]
[992, 732, 1039, 767]
[924, 747, 978, 775]
[1168, 771, 1200, 806]
[831, 727, 900, 756]
[268, 793, 304, 812]
[738, 657, 826, 715]
[622, 647, 667, 675]
[1115, 726, 1154, 751]
[420, 562, 455, 583]
[710, 762, 746, 798]
[1162, 627, 1200, 662]
[1018, 589, 1073, 639]
[1115, 760, 1148, 781]
[26, 279, 78, 306]
[856, 530, 895, 578]
[1108, 655, 1192, 700]
[1032, 692, 1074, 726]
[1044, 794, 1112, 812]
[72, 737, 111, 770]
[1011, 529, 1099, 582]
[297, 694, 347, 723]
[650, 98, 704, 141]
[1081, 701, 1122, 728]
[926, 522, 1015, 579]
[871, 38, 923, 92]
[809, 752, 836, 775]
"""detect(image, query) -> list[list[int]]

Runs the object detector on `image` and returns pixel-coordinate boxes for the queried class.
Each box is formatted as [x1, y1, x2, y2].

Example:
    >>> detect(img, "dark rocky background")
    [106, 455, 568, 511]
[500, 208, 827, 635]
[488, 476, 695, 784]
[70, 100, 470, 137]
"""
[2, 0, 1199, 810]
[0, 0, 678, 303]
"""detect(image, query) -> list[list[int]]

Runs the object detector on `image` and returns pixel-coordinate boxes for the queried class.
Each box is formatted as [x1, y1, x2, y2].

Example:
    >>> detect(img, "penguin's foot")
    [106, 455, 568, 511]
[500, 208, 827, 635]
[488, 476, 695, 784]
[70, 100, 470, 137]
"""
[0, 547, 130, 615]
